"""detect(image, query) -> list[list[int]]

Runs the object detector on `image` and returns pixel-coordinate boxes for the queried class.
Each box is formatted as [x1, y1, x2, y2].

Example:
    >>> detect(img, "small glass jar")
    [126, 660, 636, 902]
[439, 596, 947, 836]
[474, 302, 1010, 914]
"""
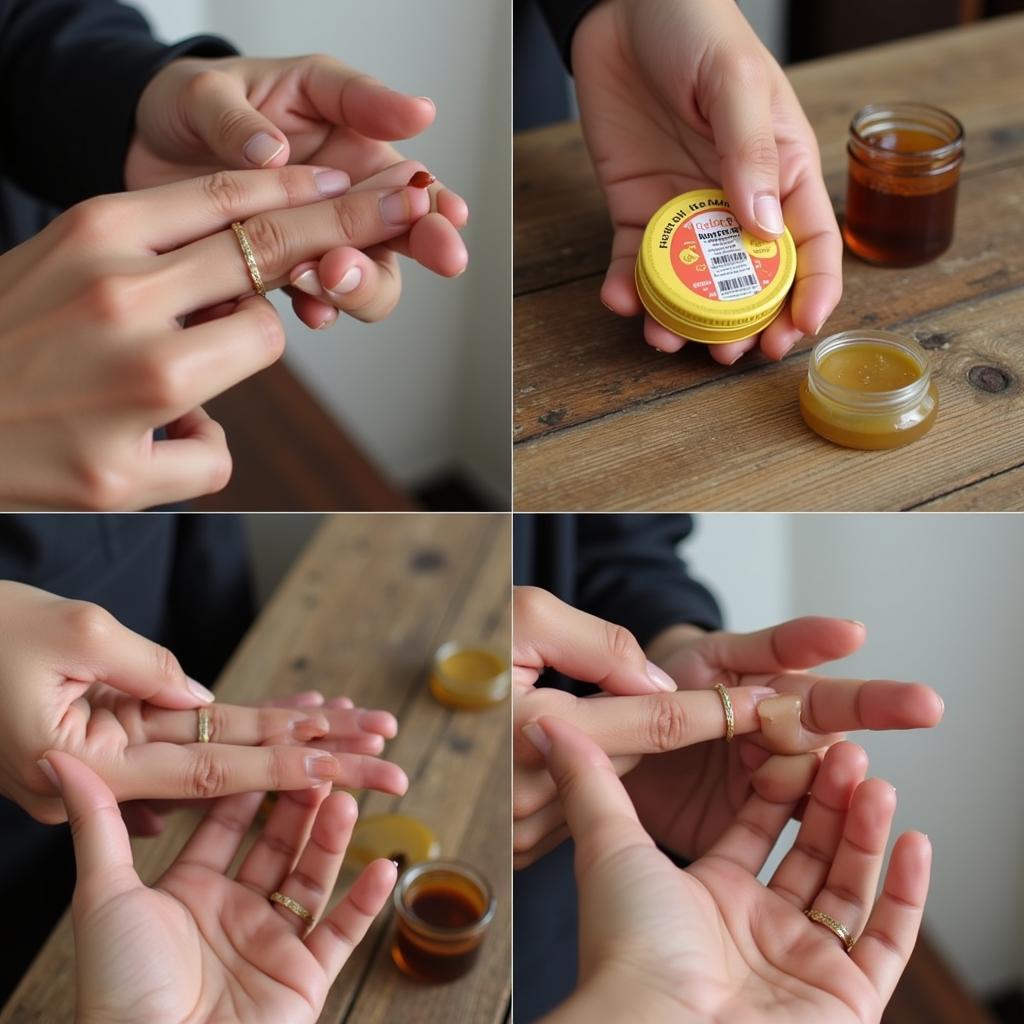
[799, 330, 938, 449]
[391, 860, 496, 983]
[429, 642, 510, 710]
[844, 103, 964, 266]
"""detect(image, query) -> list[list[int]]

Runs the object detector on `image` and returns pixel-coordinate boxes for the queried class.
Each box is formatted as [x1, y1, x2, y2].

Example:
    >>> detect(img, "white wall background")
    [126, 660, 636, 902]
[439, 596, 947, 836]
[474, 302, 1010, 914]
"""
[687, 514, 1024, 999]
[131, 0, 510, 504]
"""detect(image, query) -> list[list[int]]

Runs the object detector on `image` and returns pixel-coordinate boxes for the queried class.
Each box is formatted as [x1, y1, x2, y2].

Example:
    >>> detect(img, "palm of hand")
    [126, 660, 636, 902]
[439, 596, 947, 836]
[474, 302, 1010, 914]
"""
[77, 864, 327, 1024]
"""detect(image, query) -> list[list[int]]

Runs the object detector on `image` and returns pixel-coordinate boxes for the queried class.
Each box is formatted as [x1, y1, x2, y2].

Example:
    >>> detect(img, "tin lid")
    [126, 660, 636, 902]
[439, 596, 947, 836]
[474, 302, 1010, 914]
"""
[636, 189, 797, 344]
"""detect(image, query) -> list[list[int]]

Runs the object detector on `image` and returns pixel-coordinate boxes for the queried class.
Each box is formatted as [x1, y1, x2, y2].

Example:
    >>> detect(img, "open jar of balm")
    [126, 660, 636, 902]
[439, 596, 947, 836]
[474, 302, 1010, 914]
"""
[799, 330, 938, 449]
[429, 642, 510, 709]
[636, 189, 796, 343]
[844, 103, 964, 266]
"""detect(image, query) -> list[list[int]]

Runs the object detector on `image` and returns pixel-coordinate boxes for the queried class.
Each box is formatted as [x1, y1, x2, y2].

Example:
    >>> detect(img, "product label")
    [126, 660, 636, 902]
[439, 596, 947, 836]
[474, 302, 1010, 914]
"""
[668, 209, 780, 302]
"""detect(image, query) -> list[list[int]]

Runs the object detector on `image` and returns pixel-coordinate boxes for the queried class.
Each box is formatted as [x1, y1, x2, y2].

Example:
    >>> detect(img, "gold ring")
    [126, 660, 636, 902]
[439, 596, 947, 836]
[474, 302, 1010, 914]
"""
[804, 908, 855, 953]
[714, 683, 734, 742]
[270, 890, 313, 924]
[197, 706, 212, 744]
[231, 221, 266, 297]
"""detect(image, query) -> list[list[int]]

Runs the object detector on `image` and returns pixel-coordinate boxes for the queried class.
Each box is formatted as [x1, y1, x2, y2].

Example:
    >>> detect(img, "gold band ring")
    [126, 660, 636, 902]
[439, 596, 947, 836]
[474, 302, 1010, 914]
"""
[804, 909, 855, 953]
[197, 706, 212, 744]
[231, 221, 267, 297]
[713, 683, 734, 742]
[270, 890, 313, 924]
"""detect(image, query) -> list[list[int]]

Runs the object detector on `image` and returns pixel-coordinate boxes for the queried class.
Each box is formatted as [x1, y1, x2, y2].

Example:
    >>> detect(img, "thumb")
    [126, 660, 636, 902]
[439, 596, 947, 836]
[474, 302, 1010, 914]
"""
[705, 55, 784, 240]
[41, 752, 140, 897]
[185, 69, 290, 168]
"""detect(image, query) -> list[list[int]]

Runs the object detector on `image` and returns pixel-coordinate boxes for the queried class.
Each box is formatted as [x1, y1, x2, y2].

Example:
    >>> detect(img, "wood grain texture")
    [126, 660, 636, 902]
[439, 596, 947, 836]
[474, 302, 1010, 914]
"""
[514, 13, 1024, 510]
[0, 515, 510, 1024]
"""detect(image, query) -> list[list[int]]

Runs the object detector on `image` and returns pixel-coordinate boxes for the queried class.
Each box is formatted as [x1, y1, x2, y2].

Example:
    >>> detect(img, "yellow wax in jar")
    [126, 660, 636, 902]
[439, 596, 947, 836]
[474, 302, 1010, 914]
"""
[440, 650, 504, 684]
[429, 645, 509, 710]
[817, 343, 921, 391]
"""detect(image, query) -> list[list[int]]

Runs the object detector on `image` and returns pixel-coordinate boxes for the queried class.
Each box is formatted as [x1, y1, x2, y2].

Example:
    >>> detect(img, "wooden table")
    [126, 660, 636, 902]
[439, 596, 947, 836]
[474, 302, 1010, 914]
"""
[0, 514, 510, 1024]
[514, 14, 1024, 510]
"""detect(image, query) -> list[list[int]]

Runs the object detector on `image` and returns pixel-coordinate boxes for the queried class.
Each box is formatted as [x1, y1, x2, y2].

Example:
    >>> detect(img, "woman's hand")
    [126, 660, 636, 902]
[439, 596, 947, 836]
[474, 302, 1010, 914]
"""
[533, 718, 931, 1024]
[127, 55, 469, 329]
[0, 163, 433, 510]
[513, 588, 942, 868]
[572, 0, 842, 363]
[0, 581, 407, 823]
[49, 750, 397, 1024]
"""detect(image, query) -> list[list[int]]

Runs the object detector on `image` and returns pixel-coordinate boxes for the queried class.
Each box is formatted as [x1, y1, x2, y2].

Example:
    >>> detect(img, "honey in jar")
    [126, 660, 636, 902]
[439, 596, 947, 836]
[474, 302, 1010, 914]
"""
[391, 861, 496, 983]
[844, 103, 964, 266]
[429, 642, 510, 709]
[799, 330, 938, 449]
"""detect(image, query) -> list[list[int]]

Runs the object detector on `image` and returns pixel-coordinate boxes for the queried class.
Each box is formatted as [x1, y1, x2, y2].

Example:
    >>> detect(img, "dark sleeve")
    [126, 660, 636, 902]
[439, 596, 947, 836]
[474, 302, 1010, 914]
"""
[535, 0, 599, 69]
[0, 0, 237, 208]
[574, 514, 723, 648]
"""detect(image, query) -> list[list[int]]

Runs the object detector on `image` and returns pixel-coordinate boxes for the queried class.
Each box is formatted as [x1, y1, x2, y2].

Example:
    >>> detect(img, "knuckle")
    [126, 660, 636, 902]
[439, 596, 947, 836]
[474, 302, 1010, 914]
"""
[330, 196, 363, 244]
[602, 621, 642, 665]
[740, 129, 780, 174]
[152, 643, 183, 684]
[72, 461, 133, 511]
[61, 195, 120, 242]
[183, 68, 227, 104]
[266, 749, 287, 791]
[80, 273, 141, 328]
[130, 349, 191, 411]
[514, 586, 549, 624]
[646, 697, 690, 752]
[208, 444, 233, 495]
[723, 51, 769, 92]
[201, 170, 249, 219]
[248, 304, 286, 360]
[184, 750, 229, 799]
[62, 600, 115, 648]
[241, 213, 289, 277]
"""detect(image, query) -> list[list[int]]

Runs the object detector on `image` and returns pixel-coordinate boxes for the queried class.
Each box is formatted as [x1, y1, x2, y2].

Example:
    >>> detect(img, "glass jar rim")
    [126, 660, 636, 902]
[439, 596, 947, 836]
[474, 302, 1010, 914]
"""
[807, 330, 932, 412]
[393, 859, 497, 940]
[849, 102, 964, 166]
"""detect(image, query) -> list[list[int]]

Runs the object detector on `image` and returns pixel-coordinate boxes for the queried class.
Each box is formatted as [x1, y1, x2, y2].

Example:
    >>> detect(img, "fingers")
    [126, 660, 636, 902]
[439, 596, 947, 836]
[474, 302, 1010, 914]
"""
[564, 685, 777, 756]
[168, 185, 431, 313]
[767, 742, 869, 907]
[513, 587, 676, 695]
[851, 832, 931, 1001]
[141, 407, 233, 507]
[271, 791, 360, 934]
[305, 858, 398, 980]
[809, 777, 897, 945]
[235, 787, 328, 892]
[172, 790, 265, 874]
[702, 787, 798, 876]
[526, 716, 654, 869]
[182, 68, 290, 169]
[303, 59, 436, 141]
[702, 617, 867, 674]
[136, 164, 351, 253]
[110, 742, 405, 801]
[705, 55, 783, 241]
[643, 315, 686, 354]
[289, 246, 402, 323]
[42, 752, 140, 897]
[65, 602, 215, 710]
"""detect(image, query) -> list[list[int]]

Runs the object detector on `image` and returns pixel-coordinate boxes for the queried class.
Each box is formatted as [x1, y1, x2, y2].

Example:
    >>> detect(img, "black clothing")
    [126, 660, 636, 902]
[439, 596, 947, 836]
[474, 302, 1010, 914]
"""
[513, 515, 722, 1022]
[0, 514, 255, 1008]
[536, 0, 599, 69]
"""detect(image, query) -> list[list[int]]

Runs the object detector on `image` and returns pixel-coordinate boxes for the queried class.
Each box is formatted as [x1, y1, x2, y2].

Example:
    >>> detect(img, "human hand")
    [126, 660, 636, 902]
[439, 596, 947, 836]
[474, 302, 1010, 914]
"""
[0, 163, 435, 509]
[127, 55, 469, 330]
[0, 581, 407, 823]
[533, 717, 931, 1024]
[625, 617, 943, 860]
[50, 750, 397, 1024]
[572, 0, 842, 363]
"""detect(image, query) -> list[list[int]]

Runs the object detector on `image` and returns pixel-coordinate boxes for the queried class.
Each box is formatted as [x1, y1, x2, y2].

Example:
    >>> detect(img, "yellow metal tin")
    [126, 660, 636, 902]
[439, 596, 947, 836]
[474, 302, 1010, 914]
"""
[635, 189, 797, 344]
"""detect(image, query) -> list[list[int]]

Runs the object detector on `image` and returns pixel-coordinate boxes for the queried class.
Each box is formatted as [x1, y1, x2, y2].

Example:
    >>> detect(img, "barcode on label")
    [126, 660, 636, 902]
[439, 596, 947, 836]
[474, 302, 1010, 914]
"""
[717, 274, 758, 293]
[710, 251, 748, 268]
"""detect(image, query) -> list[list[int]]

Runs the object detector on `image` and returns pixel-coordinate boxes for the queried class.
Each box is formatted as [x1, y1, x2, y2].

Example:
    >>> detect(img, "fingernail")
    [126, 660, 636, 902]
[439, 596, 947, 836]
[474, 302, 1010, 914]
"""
[187, 678, 216, 703]
[749, 687, 778, 705]
[846, 619, 866, 629]
[37, 758, 60, 792]
[291, 714, 329, 742]
[328, 266, 362, 296]
[728, 351, 744, 366]
[315, 169, 350, 197]
[814, 317, 828, 336]
[778, 342, 796, 358]
[291, 270, 321, 296]
[521, 721, 551, 758]
[315, 315, 337, 331]
[243, 132, 285, 167]
[645, 660, 677, 692]
[417, 96, 436, 112]
[380, 187, 429, 225]
[305, 754, 340, 781]
[753, 193, 784, 236]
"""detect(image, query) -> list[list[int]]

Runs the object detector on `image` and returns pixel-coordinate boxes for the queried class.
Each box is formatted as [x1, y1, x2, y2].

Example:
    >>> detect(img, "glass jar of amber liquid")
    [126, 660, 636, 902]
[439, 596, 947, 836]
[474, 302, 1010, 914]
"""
[799, 330, 938, 449]
[429, 642, 510, 710]
[392, 861, 496, 983]
[844, 103, 964, 266]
